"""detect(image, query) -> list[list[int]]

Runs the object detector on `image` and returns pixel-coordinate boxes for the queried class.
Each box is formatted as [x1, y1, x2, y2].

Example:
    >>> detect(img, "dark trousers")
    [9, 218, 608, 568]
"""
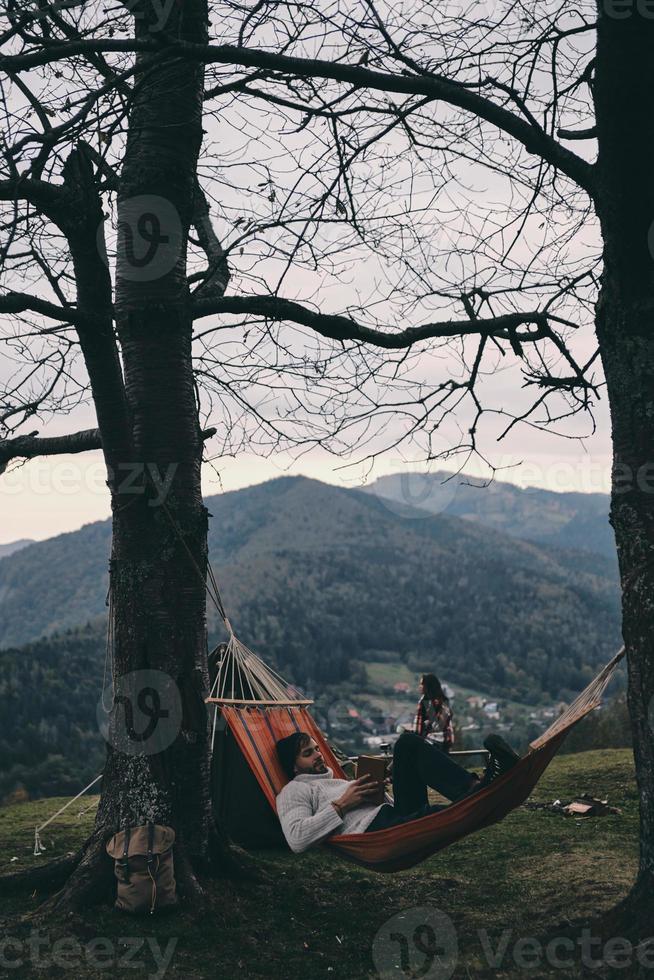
[366, 732, 478, 832]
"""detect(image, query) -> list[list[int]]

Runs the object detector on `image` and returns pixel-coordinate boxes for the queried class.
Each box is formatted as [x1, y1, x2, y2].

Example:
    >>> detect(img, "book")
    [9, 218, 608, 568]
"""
[356, 755, 389, 805]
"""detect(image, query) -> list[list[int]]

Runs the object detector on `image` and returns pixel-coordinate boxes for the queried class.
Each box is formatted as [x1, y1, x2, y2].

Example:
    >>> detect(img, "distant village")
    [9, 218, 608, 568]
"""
[316, 678, 568, 755]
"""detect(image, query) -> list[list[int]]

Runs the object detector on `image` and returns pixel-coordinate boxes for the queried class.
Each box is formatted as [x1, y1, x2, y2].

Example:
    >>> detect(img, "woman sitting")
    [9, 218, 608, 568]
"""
[415, 673, 454, 752]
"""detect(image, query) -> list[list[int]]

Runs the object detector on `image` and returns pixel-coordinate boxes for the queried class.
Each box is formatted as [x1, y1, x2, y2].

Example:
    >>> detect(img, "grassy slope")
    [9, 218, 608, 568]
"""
[0, 750, 639, 979]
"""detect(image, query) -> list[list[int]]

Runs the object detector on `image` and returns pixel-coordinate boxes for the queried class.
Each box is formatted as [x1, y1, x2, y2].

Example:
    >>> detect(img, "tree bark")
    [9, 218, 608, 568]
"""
[109, 0, 208, 830]
[594, 2, 654, 925]
[58, 0, 218, 905]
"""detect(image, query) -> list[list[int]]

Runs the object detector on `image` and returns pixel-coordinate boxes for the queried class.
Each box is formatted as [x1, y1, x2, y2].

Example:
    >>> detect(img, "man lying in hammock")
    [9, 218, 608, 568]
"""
[275, 730, 519, 853]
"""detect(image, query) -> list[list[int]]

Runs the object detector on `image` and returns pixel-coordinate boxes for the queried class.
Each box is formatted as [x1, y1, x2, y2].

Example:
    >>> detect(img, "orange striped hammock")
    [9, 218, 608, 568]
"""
[212, 648, 624, 873]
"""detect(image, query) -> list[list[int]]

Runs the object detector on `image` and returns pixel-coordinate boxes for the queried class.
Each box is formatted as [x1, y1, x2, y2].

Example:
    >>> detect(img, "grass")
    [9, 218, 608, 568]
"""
[0, 795, 100, 876]
[364, 660, 416, 690]
[0, 750, 641, 979]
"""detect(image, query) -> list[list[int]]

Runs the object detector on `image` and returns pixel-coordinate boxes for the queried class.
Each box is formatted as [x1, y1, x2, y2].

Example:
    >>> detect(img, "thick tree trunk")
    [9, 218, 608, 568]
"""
[55, 0, 218, 907]
[596, 292, 654, 921]
[97, 494, 213, 850]
[106, 0, 210, 849]
[594, 3, 654, 925]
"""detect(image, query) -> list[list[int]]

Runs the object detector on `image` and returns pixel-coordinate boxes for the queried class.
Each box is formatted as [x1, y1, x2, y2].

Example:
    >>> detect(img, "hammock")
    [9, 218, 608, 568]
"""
[207, 631, 625, 873]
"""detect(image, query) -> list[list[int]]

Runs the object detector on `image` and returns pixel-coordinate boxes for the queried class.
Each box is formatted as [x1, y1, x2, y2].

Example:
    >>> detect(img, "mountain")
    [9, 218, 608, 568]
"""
[0, 520, 112, 648]
[366, 472, 616, 559]
[0, 477, 621, 705]
[0, 539, 34, 560]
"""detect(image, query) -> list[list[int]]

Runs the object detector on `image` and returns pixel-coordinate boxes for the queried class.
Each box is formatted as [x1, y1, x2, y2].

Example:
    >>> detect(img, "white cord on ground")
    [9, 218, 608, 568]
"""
[33, 774, 103, 856]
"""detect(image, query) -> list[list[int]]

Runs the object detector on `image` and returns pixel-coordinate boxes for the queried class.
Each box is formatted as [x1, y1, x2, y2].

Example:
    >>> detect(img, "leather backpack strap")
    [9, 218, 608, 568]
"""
[146, 821, 158, 915]
[121, 825, 131, 881]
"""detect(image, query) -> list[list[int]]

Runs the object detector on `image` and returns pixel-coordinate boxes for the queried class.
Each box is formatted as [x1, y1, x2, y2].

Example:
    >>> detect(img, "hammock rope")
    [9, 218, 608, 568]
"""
[529, 646, 625, 750]
[100, 575, 115, 714]
[158, 495, 230, 624]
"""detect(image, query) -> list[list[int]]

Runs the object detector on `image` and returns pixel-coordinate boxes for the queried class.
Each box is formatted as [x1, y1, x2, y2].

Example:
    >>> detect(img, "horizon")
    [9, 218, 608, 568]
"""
[0, 458, 612, 547]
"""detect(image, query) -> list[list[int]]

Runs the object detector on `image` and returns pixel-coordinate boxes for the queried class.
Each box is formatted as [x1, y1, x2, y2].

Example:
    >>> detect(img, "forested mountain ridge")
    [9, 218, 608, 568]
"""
[0, 519, 112, 648]
[0, 539, 34, 559]
[0, 476, 620, 695]
[0, 626, 105, 800]
[367, 472, 615, 558]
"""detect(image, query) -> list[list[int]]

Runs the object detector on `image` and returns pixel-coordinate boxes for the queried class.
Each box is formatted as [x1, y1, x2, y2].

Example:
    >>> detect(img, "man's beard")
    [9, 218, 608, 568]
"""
[313, 759, 327, 772]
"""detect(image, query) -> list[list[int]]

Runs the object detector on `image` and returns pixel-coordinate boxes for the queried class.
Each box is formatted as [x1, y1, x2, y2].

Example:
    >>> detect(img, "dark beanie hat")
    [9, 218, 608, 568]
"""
[276, 732, 309, 780]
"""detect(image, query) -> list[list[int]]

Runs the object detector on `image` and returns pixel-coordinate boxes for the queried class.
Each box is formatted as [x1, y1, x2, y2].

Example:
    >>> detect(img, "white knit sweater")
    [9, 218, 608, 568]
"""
[275, 768, 385, 853]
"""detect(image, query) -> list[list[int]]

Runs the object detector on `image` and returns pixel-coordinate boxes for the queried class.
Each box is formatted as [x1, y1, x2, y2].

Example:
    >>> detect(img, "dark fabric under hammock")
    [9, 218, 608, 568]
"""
[217, 645, 623, 873]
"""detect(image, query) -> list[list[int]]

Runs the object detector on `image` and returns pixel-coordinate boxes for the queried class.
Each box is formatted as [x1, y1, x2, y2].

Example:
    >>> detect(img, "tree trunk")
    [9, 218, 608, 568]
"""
[106, 0, 210, 848]
[53, 0, 217, 907]
[593, 3, 654, 926]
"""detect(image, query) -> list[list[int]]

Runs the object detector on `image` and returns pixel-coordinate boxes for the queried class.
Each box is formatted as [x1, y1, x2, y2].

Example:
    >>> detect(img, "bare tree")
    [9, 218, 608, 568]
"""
[0, 0, 650, 929]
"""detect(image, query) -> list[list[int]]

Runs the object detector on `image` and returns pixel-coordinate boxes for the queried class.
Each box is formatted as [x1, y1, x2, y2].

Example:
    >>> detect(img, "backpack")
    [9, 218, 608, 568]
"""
[106, 822, 177, 914]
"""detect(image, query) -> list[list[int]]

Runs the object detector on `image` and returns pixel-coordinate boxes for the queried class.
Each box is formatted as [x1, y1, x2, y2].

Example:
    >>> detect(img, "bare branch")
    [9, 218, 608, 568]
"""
[0, 426, 218, 473]
[0, 40, 596, 193]
[0, 176, 73, 224]
[558, 126, 597, 140]
[0, 290, 84, 325]
[0, 428, 102, 474]
[193, 295, 550, 349]
[190, 180, 230, 300]
[187, 43, 598, 192]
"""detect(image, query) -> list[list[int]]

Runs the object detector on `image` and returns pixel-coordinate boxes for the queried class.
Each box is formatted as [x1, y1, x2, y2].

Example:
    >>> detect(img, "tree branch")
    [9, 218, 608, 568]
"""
[0, 290, 84, 325]
[190, 180, 230, 300]
[558, 126, 597, 140]
[0, 176, 73, 226]
[202, 47, 595, 193]
[192, 294, 550, 349]
[0, 41, 596, 193]
[0, 428, 103, 474]
[0, 426, 218, 473]
[57, 142, 135, 482]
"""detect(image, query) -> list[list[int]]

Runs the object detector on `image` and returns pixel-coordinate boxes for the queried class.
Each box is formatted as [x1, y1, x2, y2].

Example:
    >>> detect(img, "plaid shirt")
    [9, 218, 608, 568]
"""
[415, 696, 454, 748]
